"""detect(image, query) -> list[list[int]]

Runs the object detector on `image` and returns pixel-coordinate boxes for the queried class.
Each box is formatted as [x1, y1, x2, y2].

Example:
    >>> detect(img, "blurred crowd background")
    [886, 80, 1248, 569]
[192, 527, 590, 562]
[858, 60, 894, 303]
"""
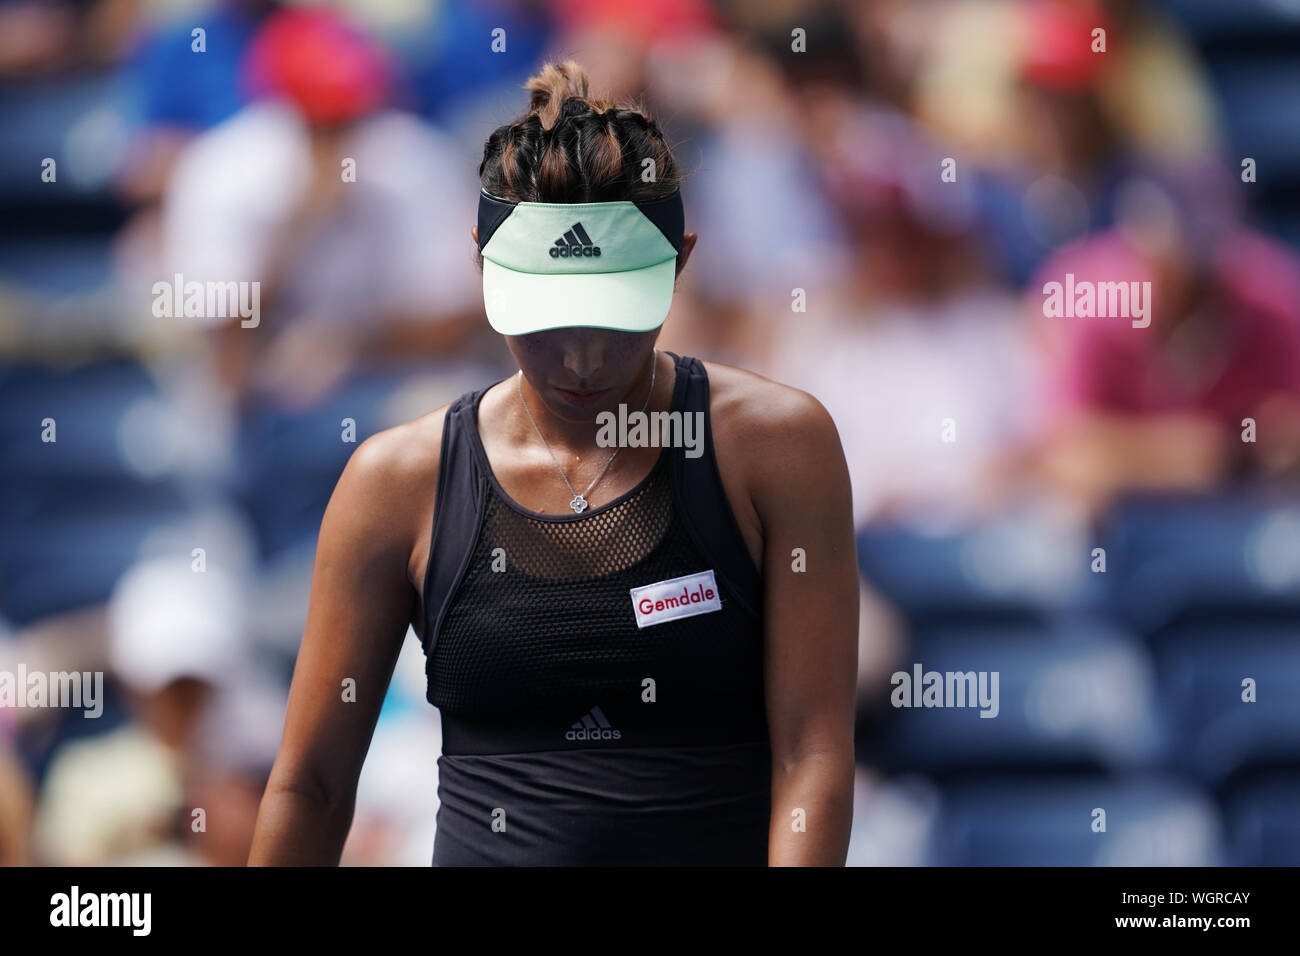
[2, 0, 1299, 866]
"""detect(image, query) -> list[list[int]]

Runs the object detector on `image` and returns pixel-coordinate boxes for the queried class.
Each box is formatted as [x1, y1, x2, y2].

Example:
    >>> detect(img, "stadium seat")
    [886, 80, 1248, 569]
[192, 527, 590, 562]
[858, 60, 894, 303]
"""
[1209, 60, 1300, 179]
[234, 370, 409, 559]
[1154, 0, 1300, 40]
[856, 512, 1092, 628]
[0, 73, 130, 203]
[1154, 623, 1300, 785]
[0, 484, 194, 625]
[1101, 491, 1300, 635]
[929, 773, 1223, 865]
[0, 360, 200, 623]
[1222, 772, 1300, 865]
[0, 360, 170, 481]
[873, 623, 1163, 775]
[0, 237, 116, 296]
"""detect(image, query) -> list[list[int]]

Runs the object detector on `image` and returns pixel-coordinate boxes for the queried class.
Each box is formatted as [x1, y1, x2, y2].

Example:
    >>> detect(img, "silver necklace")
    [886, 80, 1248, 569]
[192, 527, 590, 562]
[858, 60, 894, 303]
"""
[517, 349, 657, 514]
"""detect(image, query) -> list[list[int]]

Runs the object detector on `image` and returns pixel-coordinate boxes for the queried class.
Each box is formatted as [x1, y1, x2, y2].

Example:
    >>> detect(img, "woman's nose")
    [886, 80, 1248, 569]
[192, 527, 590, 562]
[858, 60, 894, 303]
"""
[558, 332, 604, 383]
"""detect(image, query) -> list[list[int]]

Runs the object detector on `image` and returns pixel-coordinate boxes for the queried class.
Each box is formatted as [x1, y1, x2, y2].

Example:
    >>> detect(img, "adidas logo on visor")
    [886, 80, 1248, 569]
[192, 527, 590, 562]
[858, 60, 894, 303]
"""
[549, 222, 602, 258]
[564, 705, 621, 742]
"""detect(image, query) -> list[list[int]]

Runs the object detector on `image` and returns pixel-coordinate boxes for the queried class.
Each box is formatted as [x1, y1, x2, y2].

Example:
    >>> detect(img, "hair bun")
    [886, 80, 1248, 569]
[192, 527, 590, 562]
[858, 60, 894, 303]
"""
[524, 60, 590, 131]
[481, 58, 682, 205]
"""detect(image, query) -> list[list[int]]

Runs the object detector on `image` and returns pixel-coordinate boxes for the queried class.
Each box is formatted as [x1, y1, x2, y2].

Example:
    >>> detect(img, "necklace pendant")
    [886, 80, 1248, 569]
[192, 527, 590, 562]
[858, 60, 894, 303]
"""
[569, 495, 588, 514]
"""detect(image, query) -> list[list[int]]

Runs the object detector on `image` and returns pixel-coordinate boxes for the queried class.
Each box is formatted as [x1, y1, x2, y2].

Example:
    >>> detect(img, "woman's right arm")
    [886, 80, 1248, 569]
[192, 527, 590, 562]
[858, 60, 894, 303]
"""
[248, 423, 439, 865]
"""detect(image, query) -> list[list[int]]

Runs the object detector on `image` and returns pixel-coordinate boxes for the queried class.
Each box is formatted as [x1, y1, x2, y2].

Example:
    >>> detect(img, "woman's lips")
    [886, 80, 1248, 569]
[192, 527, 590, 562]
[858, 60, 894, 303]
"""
[553, 386, 611, 408]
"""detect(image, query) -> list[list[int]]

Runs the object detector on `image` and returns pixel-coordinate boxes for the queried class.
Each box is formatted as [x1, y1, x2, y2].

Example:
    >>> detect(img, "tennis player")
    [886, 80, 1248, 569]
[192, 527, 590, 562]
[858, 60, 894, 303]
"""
[249, 60, 858, 866]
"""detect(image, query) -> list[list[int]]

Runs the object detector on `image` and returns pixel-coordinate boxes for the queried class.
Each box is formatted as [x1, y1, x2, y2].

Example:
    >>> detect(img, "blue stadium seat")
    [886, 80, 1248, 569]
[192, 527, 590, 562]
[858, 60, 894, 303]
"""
[0, 481, 193, 625]
[929, 774, 1223, 865]
[235, 370, 409, 559]
[1153, 0, 1300, 42]
[1155, 623, 1300, 784]
[1257, 210, 1300, 251]
[1101, 491, 1300, 635]
[856, 513, 1092, 627]
[873, 624, 1163, 774]
[0, 238, 115, 296]
[0, 360, 195, 623]
[1223, 773, 1300, 865]
[0, 73, 131, 202]
[0, 359, 169, 481]
[1208, 60, 1300, 180]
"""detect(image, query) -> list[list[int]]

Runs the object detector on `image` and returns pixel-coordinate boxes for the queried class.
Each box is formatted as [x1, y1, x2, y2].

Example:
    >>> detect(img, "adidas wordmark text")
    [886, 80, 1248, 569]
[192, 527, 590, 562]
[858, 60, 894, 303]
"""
[565, 705, 621, 742]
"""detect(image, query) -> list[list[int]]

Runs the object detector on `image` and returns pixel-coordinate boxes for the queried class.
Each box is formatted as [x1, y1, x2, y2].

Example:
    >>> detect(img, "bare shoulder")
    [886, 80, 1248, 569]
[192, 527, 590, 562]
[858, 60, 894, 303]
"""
[698, 359, 847, 533]
[345, 405, 449, 497]
[324, 404, 451, 553]
[700, 359, 841, 448]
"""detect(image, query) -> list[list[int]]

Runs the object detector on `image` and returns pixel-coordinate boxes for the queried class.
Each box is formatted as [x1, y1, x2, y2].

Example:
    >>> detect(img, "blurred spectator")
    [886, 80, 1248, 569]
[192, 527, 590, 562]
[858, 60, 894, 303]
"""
[0, 0, 140, 78]
[0, 719, 34, 866]
[981, 0, 1131, 284]
[117, 0, 279, 206]
[913, 0, 1221, 284]
[760, 98, 1043, 530]
[32, 558, 281, 865]
[662, 35, 850, 364]
[550, 0, 718, 102]
[159, 5, 486, 410]
[752, 93, 1044, 721]
[402, 0, 553, 131]
[1027, 169, 1300, 517]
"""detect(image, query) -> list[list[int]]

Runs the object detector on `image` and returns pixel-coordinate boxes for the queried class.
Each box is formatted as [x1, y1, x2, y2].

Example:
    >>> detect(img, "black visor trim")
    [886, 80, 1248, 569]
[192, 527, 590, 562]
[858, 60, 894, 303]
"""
[476, 188, 684, 255]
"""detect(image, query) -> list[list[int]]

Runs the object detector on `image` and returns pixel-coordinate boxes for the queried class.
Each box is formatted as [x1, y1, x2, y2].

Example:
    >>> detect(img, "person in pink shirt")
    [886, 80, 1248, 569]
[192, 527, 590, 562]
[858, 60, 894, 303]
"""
[1029, 170, 1300, 515]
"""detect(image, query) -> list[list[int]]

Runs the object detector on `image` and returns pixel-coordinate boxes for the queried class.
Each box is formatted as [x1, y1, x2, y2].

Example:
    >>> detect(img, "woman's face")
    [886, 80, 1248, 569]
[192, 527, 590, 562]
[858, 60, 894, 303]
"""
[506, 327, 660, 423]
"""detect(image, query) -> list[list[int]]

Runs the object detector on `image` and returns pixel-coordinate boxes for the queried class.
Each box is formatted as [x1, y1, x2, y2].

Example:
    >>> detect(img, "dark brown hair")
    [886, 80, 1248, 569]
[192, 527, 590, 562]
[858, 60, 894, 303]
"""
[475, 60, 687, 272]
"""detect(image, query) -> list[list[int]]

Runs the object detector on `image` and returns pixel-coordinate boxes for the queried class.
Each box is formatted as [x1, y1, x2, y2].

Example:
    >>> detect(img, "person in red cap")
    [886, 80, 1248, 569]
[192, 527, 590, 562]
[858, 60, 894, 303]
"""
[241, 5, 392, 127]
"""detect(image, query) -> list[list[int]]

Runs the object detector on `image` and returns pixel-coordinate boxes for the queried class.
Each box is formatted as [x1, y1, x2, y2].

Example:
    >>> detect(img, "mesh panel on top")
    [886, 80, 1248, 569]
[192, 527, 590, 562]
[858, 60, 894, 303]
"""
[427, 454, 757, 718]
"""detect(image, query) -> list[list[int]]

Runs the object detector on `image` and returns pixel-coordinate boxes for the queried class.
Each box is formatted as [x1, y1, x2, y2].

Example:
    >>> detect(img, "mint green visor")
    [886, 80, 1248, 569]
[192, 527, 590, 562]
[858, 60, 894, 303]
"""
[476, 188, 685, 335]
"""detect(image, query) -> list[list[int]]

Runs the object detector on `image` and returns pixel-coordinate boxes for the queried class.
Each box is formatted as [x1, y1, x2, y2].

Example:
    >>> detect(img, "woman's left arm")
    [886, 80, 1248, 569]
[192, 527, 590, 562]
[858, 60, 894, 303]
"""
[747, 388, 859, 866]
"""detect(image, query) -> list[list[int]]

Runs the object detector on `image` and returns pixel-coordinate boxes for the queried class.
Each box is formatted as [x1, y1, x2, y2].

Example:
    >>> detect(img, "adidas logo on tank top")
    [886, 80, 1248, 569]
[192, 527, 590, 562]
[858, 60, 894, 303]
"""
[565, 705, 621, 742]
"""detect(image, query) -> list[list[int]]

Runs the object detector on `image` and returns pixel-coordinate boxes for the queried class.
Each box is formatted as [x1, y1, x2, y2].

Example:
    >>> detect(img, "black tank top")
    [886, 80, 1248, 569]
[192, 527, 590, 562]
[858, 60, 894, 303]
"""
[420, 351, 770, 865]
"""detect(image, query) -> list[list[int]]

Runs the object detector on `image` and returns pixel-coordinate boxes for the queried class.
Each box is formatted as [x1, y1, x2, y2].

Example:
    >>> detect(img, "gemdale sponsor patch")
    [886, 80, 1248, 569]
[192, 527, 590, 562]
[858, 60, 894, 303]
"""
[630, 570, 722, 628]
